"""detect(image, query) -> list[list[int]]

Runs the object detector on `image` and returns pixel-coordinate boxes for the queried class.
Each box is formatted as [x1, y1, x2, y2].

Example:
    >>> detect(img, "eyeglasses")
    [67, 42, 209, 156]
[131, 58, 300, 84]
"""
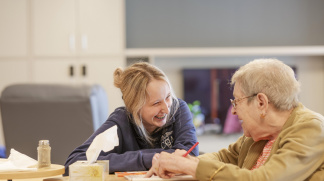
[230, 94, 257, 108]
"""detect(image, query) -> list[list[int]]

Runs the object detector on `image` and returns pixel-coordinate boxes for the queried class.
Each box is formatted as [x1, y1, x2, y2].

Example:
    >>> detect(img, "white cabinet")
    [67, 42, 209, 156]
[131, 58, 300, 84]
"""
[33, 59, 78, 84]
[78, 57, 125, 111]
[78, 0, 124, 56]
[32, 0, 124, 56]
[33, 57, 125, 113]
[0, 0, 29, 92]
[32, 0, 76, 56]
[0, 0, 28, 56]
[31, 0, 125, 112]
[0, 0, 125, 113]
[0, 60, 29, 91]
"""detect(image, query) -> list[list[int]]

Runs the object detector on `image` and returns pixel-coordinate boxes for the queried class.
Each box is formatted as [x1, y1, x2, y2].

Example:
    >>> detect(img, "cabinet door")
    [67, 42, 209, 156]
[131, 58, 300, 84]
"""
[78, 0, 124, 56]
[33, 59, 78, 84]
[79, 57, 125, 113]
[32, 0, 76, 56]
[0, 61, 29, 91]
[33, 57, 125, 113]
[0, 0, 28, 56]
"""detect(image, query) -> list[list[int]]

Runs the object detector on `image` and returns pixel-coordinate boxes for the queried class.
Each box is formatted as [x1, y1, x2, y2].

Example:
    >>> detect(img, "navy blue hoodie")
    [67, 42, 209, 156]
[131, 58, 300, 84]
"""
[64, 99, 198, 174]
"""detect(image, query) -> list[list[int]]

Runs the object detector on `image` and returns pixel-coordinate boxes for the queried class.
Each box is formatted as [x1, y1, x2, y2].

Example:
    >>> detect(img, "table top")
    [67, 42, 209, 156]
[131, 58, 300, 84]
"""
[0, 164, 64, 180]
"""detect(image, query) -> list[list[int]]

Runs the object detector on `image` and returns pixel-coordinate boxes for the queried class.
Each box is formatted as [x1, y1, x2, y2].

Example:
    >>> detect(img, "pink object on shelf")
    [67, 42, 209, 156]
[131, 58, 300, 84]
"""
[223, 105, 242, 134]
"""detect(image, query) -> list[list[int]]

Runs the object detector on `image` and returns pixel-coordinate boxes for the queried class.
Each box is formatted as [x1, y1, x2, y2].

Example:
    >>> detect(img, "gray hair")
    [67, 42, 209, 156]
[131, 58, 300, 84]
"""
[230, 58, 300, 110]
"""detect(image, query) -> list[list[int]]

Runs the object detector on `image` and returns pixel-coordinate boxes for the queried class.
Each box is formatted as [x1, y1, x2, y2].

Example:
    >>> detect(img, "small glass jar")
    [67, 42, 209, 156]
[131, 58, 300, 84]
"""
[37, 140, 51, 168]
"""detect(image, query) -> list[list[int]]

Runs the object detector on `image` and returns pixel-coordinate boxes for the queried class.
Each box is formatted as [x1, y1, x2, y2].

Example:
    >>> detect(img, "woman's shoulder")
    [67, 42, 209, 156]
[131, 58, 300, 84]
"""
[111, 106, 127, 114]
[282, 103, 324, 135]
[105, 107, 133, 127]
[294, 103, 324, 124]
[109, 106, 127, 118]
[177, 98, 187, 105]
[175, 98, 190, 110]
[168, 98, 192, 124]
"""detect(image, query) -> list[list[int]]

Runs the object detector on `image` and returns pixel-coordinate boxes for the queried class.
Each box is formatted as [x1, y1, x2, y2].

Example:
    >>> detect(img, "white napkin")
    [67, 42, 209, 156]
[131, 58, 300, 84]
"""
[0, 148, 37, 172]
[86, 125, 119, 164]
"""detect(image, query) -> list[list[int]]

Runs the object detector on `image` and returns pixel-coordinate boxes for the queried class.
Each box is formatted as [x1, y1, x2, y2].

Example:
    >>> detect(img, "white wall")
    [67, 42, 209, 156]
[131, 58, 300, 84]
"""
[155, 56, 324, 115]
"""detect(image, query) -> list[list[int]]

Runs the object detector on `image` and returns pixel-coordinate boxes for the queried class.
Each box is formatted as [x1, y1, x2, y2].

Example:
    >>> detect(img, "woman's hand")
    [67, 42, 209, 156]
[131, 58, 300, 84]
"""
[145, 151, 199, 179]
[145, 153, 165, 178]
[152, 153, 160, 166]
[145, 152, 177, 178]
[174, 149, 199, 161]
[173, 149, 187, 156]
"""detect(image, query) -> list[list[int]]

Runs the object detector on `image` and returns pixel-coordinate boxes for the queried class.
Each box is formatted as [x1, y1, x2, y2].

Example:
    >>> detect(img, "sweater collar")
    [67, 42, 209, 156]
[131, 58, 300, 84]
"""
[281, 103, 302, 131]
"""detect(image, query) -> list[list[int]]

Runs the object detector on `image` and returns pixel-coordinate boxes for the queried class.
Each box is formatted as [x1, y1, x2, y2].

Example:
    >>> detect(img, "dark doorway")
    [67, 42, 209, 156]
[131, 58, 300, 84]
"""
[183, 68, 237, 132]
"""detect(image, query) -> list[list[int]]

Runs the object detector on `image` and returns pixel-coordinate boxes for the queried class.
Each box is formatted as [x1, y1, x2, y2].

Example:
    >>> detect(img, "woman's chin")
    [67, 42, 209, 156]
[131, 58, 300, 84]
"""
[154, 118, 167, 127]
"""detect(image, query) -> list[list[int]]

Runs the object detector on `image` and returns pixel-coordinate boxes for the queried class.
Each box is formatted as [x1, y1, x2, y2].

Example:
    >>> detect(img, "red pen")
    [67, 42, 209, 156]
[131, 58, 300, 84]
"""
[183, 142, 199, 157]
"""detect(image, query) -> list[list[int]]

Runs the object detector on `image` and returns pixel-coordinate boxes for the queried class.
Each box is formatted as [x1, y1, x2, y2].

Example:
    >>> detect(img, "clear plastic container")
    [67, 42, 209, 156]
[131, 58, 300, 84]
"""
[37, 140, 51, 168]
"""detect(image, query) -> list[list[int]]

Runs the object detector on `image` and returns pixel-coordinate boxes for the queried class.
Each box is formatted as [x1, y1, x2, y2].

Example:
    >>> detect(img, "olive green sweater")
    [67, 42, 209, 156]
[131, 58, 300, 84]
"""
[197, 103, 324, 181]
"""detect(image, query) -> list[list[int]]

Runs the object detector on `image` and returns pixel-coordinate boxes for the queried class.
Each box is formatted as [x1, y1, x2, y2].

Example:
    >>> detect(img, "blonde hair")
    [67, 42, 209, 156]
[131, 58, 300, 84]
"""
[114, 62, 179, 146]
[231, 58, 300, 110]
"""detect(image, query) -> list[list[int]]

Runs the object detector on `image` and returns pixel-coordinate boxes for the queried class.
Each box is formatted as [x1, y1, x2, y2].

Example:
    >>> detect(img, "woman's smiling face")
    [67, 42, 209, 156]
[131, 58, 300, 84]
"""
[140, 79, 172, 133]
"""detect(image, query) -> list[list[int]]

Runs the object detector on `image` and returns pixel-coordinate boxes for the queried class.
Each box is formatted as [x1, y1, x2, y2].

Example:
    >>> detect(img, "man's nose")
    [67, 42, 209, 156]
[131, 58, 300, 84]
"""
[231, 106, 237, 115]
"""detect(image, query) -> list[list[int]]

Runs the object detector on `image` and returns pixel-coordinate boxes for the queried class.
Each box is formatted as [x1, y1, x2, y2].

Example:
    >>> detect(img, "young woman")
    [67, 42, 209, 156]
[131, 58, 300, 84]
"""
[64, 62, 198, 174]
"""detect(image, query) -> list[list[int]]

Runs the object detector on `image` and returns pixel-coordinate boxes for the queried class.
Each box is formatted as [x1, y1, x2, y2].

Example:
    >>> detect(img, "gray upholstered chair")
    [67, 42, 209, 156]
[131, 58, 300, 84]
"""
[0, 83, 108, 165]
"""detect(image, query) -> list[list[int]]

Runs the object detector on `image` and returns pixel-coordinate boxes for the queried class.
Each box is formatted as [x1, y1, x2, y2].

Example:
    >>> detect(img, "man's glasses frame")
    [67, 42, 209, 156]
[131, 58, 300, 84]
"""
[230, 94, 257, 108]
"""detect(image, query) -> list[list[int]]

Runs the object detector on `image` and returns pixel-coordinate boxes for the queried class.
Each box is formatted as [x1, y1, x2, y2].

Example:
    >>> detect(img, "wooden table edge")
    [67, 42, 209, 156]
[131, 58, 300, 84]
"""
[0, 164, 64, 179]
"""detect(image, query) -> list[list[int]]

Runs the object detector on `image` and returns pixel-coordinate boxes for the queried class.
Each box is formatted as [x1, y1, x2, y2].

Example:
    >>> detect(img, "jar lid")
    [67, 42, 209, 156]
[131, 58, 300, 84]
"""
[39, 140, 50, 145]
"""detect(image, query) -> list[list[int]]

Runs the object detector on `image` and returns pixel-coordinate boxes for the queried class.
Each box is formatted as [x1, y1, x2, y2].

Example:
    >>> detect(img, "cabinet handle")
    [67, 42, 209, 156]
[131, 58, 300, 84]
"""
[82, 65, 87, 77]
[69, 65, 74, 77]
[69, 34, 76, 51]
[81, 34, 88, 50]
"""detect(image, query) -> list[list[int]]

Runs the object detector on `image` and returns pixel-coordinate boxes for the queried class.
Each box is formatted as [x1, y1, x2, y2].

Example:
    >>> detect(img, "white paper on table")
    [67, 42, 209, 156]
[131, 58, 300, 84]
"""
[86, 125, 119, 164]
[125, 174, 198, 181]
[0, 148, 37, 172]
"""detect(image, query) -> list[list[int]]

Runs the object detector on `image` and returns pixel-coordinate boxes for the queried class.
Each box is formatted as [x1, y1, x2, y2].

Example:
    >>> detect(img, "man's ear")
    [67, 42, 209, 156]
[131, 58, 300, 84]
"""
[256, 93, 269, 110]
